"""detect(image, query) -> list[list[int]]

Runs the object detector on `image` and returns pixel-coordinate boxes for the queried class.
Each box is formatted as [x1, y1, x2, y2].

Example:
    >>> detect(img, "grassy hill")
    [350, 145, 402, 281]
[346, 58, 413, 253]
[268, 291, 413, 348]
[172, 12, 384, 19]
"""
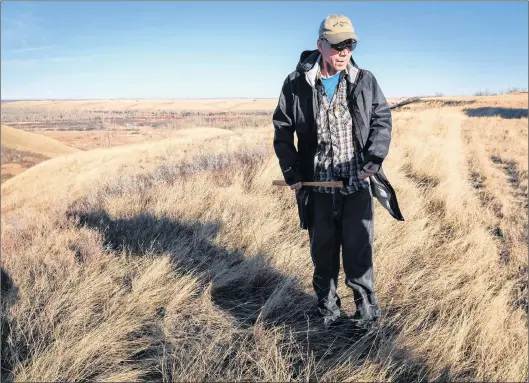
[1, 96, 527, 382]
[1, 124, 80, 157]
[1, 124, 81, 183]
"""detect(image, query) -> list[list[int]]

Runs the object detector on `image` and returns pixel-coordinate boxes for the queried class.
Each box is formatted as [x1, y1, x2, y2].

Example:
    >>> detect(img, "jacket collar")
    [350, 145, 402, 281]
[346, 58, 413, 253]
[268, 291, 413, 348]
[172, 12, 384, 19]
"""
[296, 49, 359, 88]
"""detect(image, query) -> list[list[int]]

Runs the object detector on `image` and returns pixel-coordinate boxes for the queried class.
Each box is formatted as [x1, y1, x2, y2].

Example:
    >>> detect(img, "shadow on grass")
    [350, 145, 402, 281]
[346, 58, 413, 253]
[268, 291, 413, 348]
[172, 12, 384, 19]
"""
[1, 267, 19, 380]
[464, 107, 528, 119]
[65, 209, 441, 382]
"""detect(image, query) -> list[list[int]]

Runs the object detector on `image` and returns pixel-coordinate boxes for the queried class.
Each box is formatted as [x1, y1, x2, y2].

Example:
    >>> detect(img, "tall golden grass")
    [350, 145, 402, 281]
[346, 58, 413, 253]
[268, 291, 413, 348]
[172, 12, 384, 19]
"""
[1, 95, 527, 382]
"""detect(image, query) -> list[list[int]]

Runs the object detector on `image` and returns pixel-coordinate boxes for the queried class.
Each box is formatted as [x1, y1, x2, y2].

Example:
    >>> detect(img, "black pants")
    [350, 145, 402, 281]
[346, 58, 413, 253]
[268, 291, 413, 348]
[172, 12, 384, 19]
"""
[307, 187, 381, 320]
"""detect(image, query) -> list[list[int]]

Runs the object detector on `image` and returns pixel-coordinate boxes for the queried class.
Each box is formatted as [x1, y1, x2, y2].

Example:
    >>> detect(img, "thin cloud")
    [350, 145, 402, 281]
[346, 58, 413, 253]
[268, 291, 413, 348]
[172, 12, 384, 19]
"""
[1, 55, 91, 67]
[8, 45, 57, 54]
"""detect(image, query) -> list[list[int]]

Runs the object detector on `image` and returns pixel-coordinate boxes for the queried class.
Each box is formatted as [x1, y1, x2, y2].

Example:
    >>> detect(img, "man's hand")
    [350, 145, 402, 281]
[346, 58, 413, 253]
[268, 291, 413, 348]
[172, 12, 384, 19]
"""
[358, 162, 380, 180]
[290, 182, 302, 191]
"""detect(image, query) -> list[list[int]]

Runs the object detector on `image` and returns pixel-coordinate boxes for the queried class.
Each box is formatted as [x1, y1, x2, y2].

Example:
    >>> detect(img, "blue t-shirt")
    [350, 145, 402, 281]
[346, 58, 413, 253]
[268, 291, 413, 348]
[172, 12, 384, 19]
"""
[321, 72, 341, 102]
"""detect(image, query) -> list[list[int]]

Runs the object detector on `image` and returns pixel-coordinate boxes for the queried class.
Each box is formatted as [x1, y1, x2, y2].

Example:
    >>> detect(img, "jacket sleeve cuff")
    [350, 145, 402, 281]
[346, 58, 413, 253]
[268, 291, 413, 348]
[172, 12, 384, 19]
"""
[282, 166, 303, 185]
[363, 153, 384, 166]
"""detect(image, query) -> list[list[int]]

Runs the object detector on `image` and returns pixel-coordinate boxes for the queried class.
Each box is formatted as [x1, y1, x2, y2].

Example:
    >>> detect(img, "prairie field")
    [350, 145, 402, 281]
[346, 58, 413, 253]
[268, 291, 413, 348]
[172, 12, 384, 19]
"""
[1, 94, 527, 382]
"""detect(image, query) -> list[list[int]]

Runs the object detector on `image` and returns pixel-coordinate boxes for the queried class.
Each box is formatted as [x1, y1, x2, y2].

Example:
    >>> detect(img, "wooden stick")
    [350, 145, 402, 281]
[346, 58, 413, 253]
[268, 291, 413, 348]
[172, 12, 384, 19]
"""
[272, 180, 344, 188]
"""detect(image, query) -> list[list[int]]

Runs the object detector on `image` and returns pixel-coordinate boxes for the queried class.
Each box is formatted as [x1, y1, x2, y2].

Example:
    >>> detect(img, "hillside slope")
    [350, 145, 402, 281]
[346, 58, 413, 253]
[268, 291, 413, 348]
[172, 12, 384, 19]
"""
[1, 124, 82, 183]
[1, 124, 80, 157]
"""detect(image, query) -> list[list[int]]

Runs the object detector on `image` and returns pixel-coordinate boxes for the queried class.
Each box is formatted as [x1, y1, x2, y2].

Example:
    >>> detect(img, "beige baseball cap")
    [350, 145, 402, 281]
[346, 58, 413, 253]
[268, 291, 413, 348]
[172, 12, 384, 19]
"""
[319, 14, 359, 44]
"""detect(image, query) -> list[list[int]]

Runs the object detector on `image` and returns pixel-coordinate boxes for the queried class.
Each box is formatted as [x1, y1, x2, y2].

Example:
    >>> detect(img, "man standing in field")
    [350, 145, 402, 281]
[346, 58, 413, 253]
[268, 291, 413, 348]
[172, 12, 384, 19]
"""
[273, 14, 404, 329]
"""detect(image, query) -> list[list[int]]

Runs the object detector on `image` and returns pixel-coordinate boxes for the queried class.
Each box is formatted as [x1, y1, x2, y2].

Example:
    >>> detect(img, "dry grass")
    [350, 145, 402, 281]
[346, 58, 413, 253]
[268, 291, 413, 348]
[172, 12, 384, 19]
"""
[1, 124, 80, 157]
[0, 103, 274, 152]
[1, 95, 527, 382]
[1, 147, 50, 183]
[31, 115, 273, 151]
[36, 128, 172, 151]
[1, 124, 81, 184]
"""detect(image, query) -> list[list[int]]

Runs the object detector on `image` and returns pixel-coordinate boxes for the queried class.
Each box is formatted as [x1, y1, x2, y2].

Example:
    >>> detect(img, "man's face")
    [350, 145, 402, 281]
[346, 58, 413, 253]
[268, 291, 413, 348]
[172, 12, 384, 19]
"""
[317, 38, 353, 72]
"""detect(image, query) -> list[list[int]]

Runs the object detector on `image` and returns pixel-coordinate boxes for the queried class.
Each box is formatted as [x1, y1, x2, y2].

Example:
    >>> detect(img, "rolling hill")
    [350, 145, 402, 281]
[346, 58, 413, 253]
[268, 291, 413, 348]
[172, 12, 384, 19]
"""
[1, 124, 81, 183]
[1, 124, 80, 157]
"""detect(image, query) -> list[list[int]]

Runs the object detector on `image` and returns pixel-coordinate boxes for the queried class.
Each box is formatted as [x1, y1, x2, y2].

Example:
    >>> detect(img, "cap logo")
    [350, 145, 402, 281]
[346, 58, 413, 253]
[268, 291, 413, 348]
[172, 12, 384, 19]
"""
[332, 21, 349, 27]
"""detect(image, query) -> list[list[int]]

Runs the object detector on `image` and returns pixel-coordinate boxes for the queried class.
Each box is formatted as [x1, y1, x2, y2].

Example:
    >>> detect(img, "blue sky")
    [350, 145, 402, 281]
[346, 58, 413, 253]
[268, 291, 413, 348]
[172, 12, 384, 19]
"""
[1, 1, 527, 100]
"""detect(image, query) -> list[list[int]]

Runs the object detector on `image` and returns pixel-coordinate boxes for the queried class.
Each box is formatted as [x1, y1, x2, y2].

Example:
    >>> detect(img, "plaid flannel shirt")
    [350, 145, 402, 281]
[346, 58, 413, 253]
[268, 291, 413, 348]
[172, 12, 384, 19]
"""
[313, 69, 370, 195]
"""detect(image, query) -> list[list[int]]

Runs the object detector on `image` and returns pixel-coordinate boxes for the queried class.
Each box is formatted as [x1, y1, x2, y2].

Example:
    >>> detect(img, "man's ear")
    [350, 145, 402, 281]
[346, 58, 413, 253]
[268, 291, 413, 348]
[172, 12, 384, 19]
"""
[317, 38, 323, 52]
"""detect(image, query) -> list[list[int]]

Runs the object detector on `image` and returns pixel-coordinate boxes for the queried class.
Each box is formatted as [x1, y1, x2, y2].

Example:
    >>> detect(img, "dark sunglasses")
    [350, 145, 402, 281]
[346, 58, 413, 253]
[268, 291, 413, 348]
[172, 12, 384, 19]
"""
[324, 38, 357, 52]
